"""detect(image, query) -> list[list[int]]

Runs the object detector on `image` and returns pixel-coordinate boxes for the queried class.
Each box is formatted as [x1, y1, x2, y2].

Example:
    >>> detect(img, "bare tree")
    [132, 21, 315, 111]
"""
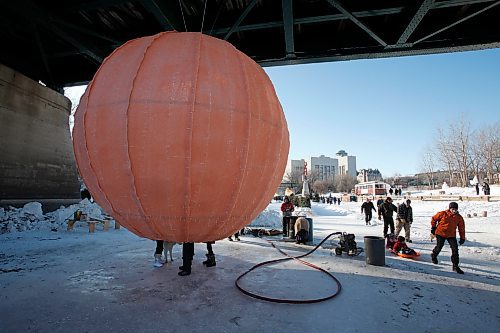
[477, 122, 500, 183]
[470, 130, 485, 181]
[284, 170, 302, 185]
[420, 145, 436, 189]
[334, 174, 357, 193]
[435, 127, 457, 186]
[448, 116, 472, 187]
[312, 180, 329, 194]
[308, 169, 320, 185]
[325, 179, 336, 193]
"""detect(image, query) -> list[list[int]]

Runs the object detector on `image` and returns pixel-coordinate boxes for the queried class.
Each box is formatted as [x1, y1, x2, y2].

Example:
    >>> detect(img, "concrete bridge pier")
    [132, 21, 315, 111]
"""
[0, 64, 80, 212]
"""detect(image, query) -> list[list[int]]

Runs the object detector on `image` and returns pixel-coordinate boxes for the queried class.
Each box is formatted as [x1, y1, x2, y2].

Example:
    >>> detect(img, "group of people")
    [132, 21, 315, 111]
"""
[475, 181, 490, 195]
[361, 196, 413, 241]
[153, 194, 468, 276]
[363, 196, 466, 274]
[322, 196, 341, 205]
[388, 188, 402, 196]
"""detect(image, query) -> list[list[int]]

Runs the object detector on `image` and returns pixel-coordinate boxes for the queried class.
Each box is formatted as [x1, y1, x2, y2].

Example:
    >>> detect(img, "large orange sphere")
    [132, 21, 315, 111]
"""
[72, 32, 289, 242]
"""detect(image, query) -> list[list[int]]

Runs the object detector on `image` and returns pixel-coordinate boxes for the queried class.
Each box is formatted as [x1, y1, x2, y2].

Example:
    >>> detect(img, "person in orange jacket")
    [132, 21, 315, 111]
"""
[430, 202, 466, 274]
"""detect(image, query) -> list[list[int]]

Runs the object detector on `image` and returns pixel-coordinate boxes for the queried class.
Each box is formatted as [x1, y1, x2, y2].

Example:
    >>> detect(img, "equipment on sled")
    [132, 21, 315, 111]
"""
[334, 232, 362, 256]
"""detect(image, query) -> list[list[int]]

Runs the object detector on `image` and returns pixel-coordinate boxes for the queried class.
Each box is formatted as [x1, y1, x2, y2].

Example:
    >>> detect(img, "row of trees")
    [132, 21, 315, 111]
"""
[283, 170, 357, 194]
[420, 117, 499, 188]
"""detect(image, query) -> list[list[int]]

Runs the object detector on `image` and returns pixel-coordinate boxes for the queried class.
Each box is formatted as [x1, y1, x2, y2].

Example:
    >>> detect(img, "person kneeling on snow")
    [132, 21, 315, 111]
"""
[294, 216, 309, 244]
[386, 233, 396, 249]
[392, 236, 416, 255]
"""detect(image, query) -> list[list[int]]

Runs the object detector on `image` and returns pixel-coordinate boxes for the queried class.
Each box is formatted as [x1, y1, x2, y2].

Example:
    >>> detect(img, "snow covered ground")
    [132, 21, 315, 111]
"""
[1, 187, 499, 332]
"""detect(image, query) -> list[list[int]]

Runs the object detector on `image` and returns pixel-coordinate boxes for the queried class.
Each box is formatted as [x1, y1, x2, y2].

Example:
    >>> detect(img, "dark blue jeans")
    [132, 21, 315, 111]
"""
[432, 235, 459, 265]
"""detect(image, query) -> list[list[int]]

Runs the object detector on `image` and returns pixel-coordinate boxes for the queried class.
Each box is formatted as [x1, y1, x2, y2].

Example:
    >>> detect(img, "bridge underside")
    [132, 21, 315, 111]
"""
[1, 0, 500, 90]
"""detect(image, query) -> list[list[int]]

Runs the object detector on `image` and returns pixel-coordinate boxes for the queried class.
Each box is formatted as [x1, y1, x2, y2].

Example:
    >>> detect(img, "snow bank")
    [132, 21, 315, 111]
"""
[0, 199, 109, 234]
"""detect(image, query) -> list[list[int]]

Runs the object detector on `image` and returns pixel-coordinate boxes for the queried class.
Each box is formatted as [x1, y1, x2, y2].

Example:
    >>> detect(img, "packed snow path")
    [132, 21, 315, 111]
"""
[1, 197, 499, 332]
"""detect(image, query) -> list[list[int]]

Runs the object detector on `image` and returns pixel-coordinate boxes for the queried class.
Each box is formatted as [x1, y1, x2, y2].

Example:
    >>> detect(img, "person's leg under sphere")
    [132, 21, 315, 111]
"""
[153, 240, 164, 267]
[206, 242, 214, 255]
[204, 242, 216, 267]
[155, 240, 164, 255]
[179, 242, 194, 276]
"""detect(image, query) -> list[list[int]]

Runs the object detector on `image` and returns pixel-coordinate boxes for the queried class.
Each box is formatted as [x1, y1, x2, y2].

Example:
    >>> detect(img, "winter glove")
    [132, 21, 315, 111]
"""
[431, 227, 436, 235]
[459, 238, 465, 245]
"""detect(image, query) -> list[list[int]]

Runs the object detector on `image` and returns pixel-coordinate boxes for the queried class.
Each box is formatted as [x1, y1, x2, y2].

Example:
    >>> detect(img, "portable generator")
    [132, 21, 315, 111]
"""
[335, 232, 361, 256]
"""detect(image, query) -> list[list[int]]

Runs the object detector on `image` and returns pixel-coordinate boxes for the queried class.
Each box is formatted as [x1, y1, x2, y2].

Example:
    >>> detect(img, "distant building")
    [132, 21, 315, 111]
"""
[285, 159, 306, 177]
[309, 155, 337, 181]
[336, 150, 357, 178]
[357, 169, 383, 183]
[284, 150, 357, 181]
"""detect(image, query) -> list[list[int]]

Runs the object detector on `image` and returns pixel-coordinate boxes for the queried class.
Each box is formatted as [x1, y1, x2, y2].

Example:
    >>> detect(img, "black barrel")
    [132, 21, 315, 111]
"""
[364, 236, 385, 266]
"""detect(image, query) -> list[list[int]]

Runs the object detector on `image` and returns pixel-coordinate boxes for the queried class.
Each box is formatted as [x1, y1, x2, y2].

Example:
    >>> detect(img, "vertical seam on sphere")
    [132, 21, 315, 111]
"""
[184, 33, 203, 239]
[81, 57, 122, 225]
[197, 41, 214, 242]
[124, 34, 163, 239]
[224, 50, 252, 234]
[259, 68, 286, 216]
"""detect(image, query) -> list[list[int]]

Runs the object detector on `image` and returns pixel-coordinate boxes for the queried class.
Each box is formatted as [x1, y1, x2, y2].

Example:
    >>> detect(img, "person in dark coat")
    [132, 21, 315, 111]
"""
[378, 197, 398, 237]
[376, 197, 384, 208]
[361, 198, 377, 225]
[389, 188, 394, 196]
[430, 202, 466, 274]
[475, 183, 480, 195]
[395, 199, 413, 242]
[482, 182, 490, 195]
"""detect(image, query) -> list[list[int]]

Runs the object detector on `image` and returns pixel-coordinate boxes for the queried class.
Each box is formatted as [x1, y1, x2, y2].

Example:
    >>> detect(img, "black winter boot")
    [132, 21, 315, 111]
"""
[431, 253, 438, 264]
[178, 259, 192, 276]
[453, 265, 464, 274]
[204, 254, 216, 267]
[178, 243, 193, 276]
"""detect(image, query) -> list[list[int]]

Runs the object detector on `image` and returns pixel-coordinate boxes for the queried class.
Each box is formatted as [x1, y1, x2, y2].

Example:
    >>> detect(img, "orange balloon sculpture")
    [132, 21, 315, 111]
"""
[72, 32, 289, 242]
